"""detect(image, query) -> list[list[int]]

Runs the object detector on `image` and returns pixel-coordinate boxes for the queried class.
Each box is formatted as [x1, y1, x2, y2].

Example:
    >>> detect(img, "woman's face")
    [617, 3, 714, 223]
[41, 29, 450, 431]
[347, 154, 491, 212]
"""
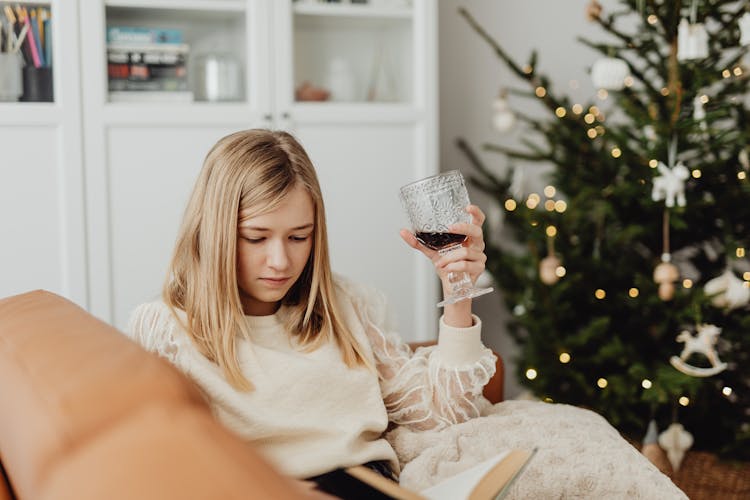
[236, 185, 315, 316]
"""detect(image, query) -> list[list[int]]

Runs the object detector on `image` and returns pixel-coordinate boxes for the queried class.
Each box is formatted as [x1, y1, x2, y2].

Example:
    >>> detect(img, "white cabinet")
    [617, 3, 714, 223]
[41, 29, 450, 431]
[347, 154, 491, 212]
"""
[0, 1, 87, 305]
[3, 0, 438, 340]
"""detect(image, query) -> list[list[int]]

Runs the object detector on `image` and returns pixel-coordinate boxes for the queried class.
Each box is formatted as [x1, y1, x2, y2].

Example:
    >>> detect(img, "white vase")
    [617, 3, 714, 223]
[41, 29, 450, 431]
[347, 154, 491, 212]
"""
[326, 58, 357, 102]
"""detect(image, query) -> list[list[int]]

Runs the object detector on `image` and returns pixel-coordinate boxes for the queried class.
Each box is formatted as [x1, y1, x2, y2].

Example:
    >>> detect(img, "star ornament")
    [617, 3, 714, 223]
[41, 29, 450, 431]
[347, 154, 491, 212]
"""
[704, 269, 750, 310]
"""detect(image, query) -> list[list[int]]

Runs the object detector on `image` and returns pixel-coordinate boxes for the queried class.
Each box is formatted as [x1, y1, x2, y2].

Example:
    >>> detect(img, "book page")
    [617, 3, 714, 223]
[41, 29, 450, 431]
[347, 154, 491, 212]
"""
[420, 449, 534, 500]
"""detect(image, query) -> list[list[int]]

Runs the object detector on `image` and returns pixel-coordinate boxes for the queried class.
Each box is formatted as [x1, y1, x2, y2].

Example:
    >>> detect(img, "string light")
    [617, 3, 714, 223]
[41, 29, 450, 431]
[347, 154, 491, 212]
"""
[628, 287, 639, 298]
[660, 87, 669, 96]
[504, 199, 517, 211]
[649, 159, 658, 168]
[737, 247, 746, 258]
[544, 185, 556, 197]
[597, 378, 608, 388]
[739, 172, 747, 180]
[722, 69, 732, 78]
[559, 352, 571, 363]
[530, 220, 539, 227]
[744, 272, 750, 281]
[535, 86, 547, 98]
[572, 104, 583, 114]
[624, 76, 634, 87]
[546, 225, 558, 237]
[692, 169, 702, 178]
[699, 94, 709, 104]
[523, 65, 533, 74]
[527, 193, 540, 209]
[595, 125, 606, 135]
[526, 368, 538, 380]
[683, 279, 693, 289]
[555, 266, 566, 277]
[587, 128, 598, 139]
[734, 66, 743, 76]
[544, 200, 556, 211]
[597, 89, 608, 100]
[679, 396, 690, 406]
[642, 379, 652, 389]
[554, 200, 567, 213]
[555, 107, 567, 118]
[722, 386, 733, 396]
[543, 397, 554, 403]
[589, 106, 600, 115]
[595, 289, 606, 299]
[647, 14, 658, 24]
[611, 147, 622, 158]
[584, 113, 596, 124]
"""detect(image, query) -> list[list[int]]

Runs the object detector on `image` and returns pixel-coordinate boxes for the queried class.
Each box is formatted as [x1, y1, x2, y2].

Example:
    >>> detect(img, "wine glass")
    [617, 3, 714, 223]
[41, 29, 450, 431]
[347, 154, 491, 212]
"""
[399, 170, 494, 307]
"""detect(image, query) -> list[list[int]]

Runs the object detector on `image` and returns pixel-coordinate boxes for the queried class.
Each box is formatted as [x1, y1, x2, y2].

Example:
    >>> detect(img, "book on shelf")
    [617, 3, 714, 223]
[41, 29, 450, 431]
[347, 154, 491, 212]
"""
[107, 26, 183, 45]
[314, 448, 536, 500]
[107, 42, 189, 93]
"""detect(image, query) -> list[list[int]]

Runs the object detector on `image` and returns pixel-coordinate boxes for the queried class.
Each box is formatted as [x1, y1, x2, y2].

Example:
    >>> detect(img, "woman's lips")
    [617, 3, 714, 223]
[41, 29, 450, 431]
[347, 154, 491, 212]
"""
[260, 277, 290, 287]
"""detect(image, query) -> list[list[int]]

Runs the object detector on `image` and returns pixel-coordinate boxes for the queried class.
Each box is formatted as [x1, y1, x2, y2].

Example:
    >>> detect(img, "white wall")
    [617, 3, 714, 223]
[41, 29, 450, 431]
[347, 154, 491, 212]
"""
[438, 0, 617, 397]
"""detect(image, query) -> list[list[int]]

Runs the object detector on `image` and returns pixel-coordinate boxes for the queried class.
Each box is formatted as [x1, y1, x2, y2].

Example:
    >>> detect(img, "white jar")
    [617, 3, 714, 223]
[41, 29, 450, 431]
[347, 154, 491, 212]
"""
[194, 53, 243, 102]
[0, 53, 23, 102]
[325, 57, 356, 102]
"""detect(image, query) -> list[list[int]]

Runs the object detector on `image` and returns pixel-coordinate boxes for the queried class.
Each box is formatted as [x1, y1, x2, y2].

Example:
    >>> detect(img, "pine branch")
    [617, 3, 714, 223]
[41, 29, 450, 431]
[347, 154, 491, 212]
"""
[483, 143, 548, 162]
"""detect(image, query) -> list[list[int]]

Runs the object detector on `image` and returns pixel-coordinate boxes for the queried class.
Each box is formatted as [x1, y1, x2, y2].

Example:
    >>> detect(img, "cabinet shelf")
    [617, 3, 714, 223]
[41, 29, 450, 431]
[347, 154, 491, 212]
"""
[0, 103, 61, 125]
[293, 2, 411, 20]
[101, 102, 255, 125]
[292, 101, 418, 124]
[104, 0, 244, 12]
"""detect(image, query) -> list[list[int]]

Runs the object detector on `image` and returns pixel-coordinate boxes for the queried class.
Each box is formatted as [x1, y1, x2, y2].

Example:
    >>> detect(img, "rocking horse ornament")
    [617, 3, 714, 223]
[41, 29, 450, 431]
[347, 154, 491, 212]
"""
[669, 324, 728, 377]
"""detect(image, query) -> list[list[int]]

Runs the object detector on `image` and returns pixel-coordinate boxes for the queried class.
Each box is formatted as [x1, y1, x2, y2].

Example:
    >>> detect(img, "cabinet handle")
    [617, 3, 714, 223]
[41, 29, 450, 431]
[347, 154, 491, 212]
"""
[263, 113, 272, 121]
[282, 112, 291, 120]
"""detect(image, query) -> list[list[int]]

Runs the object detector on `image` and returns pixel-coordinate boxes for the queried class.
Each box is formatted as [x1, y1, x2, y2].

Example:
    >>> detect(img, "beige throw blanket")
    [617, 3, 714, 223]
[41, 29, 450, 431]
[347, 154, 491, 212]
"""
[387, 400, 687, 499]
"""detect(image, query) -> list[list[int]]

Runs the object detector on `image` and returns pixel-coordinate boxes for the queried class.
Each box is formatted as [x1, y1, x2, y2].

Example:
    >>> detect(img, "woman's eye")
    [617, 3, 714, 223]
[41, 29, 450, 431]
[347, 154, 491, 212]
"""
[290, 235, 310, 242]
[243, 237, 264, 243]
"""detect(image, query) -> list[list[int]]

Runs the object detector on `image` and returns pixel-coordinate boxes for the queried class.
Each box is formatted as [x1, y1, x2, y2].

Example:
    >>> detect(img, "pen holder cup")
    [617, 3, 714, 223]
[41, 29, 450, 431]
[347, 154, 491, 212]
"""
[21, 66, 53, 102]
[0, 53, 23, 102]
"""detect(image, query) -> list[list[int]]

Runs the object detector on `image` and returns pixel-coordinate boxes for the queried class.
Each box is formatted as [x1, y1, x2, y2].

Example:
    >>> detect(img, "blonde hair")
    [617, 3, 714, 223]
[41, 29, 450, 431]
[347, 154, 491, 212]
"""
[164, 129, 370, 390]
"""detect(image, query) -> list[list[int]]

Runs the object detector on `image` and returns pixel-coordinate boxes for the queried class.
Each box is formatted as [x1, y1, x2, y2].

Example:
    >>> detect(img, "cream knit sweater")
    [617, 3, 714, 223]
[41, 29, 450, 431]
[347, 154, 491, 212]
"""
[126, 277, 496, 478]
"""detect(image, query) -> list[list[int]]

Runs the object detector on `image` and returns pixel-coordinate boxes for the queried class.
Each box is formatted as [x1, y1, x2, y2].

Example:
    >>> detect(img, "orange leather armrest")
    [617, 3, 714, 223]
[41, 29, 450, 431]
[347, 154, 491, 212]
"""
[408, 341, 504, 404]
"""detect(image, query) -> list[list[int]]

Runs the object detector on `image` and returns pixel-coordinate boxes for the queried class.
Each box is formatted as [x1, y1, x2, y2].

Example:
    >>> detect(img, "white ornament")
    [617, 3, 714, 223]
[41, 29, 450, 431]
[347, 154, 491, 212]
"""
[643, 125, 657, 147]
[591, 57, 630, 90]
[652, 161, 690, 207]
[326, 57, 357, 101]
[704, 269, 750, 310]
[739, 149, 750, 171]
[669, 324, 728, 377]
[658, 423, 693, 472]
[491, 93, 516, 133]
[740, 12, 750, 46]
[509, 167, 528, 201]
[693, 95, 706, 130]
[677, 18, 709, 61]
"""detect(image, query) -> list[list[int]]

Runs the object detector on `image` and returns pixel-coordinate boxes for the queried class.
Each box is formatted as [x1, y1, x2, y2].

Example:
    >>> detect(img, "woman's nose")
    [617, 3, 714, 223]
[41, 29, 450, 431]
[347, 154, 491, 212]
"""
[267, 240, 290, 270]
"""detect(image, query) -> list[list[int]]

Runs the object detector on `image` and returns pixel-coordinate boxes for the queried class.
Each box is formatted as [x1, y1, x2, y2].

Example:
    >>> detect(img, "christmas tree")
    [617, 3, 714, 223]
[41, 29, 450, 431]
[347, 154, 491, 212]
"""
[458, 1, 750, 460]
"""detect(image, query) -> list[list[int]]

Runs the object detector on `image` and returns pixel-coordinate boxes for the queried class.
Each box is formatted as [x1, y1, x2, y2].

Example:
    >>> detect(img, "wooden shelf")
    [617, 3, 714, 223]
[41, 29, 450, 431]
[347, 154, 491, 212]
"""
[101, 102, 256, 125]
[291, 101, 418, 124]
[0, 103, 61, 125]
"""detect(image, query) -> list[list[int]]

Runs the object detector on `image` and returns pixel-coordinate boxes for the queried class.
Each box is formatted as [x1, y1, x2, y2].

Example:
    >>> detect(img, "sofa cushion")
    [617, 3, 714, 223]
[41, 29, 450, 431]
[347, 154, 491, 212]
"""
[0, 290, 208, 499]
[39, 402, 302, 500]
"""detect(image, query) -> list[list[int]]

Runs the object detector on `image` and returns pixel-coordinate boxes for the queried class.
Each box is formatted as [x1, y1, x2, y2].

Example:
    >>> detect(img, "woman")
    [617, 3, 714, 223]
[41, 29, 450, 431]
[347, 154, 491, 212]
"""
[127, 129, 495, 487]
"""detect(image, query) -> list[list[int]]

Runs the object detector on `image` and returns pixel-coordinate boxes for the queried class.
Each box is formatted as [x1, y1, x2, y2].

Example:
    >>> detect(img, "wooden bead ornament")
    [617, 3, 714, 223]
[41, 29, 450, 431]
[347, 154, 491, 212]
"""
[653, 258, 679, 301]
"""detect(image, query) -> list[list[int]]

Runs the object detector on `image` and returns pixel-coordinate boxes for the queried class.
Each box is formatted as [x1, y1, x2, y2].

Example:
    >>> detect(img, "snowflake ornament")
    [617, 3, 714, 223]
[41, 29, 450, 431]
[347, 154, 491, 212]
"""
[677, 18, 709, 61]
[652, 161, 690, 207]
[693, 95, 706, 130]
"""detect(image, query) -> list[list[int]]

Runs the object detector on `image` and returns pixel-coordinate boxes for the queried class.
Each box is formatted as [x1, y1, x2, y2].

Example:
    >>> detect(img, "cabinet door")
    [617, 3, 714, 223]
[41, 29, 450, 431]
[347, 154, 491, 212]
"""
[271, 0, 439, 339]
[80, 1, 274, 326]
[0, 1, 87, 305]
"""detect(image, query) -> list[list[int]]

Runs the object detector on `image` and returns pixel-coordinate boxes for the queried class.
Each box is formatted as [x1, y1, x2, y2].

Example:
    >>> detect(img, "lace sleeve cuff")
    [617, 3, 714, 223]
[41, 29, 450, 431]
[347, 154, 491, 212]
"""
[437, 314, 485, 367]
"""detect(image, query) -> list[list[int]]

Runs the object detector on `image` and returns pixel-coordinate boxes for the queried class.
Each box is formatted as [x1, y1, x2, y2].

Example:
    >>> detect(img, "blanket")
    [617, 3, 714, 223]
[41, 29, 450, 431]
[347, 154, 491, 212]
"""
[387, 400, 687, 499]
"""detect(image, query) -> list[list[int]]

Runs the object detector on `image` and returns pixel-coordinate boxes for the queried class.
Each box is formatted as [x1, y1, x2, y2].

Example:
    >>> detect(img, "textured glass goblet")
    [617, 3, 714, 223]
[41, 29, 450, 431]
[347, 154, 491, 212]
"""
[400, 170, 494, 307]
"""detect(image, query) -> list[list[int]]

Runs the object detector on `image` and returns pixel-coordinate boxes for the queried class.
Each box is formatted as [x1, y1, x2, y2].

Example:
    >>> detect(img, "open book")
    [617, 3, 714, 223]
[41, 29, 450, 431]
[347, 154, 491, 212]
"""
[314, 448, 536, 500]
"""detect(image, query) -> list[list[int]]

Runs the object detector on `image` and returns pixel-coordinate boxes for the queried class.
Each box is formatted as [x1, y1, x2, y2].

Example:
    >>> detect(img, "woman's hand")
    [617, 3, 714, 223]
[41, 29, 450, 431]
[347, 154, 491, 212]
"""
[400, 204, 488, 327]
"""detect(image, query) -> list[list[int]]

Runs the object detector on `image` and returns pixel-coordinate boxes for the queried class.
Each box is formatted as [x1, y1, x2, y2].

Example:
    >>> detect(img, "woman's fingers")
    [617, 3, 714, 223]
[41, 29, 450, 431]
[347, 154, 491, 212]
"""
[400, 229, 438, 259]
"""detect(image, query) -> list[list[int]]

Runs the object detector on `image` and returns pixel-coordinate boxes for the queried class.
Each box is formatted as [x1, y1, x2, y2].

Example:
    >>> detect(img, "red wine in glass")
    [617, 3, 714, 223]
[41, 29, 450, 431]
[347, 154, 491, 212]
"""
[415, 232, 467, 251]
